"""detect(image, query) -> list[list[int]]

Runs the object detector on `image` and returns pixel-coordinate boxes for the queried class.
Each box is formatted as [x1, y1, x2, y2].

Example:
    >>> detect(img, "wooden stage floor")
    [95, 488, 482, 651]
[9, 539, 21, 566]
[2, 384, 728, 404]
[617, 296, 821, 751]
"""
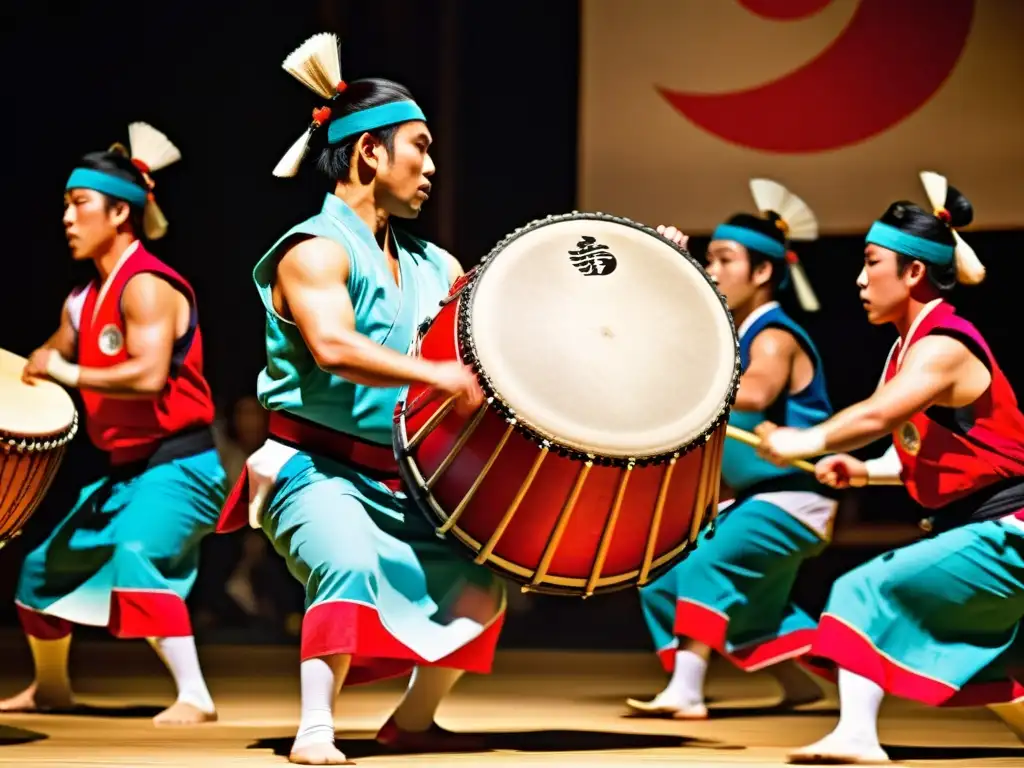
[0, 637, 1020, 767]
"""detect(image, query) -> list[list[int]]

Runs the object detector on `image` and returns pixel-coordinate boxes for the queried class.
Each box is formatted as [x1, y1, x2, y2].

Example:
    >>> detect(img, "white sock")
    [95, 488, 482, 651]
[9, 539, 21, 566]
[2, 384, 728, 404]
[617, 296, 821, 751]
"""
[832, 669, 884, 746]
[392, 666, 463, 732]
[770, 659, 824, 703]
[29, 635, 73, 697]
[657, 649, 708, 706]
[147, 637, 215, 714]
[293, 658, 341, 749]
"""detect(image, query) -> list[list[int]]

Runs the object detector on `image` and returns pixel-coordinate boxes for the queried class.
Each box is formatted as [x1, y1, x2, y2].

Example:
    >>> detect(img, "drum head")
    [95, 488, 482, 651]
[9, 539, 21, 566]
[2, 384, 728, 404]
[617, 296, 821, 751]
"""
[466, 213, 738, 460]
[0, 348, 77, 438]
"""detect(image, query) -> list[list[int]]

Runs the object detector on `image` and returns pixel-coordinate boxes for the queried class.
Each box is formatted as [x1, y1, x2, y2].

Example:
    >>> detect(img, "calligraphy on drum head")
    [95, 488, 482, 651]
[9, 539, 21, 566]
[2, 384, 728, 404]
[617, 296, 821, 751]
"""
[568, 236, 617, 276]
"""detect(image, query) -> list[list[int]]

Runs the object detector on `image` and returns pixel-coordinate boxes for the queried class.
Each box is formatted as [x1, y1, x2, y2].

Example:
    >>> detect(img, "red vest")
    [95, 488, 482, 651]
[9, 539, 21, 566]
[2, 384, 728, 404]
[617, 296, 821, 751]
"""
[885, 301, 1024, 514]
[76, 244, 215, 464]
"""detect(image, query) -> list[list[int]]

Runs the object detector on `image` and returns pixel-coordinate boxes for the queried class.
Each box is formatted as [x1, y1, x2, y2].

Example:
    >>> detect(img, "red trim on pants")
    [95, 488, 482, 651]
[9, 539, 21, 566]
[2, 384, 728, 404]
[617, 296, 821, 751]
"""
[109, 589, 193, 638]
[16, 603, 72, 640]
[808, 614, 1024, 707]
[301, 600, 505, 686]
[670, 598, 817, 672]
[17, 592, 193, 640]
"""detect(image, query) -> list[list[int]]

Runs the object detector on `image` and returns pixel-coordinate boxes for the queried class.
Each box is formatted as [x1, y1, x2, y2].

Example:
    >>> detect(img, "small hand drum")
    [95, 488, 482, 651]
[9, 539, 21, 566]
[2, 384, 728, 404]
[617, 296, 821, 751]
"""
[0, 348, 78, 546]
[394, 213, 739, 596]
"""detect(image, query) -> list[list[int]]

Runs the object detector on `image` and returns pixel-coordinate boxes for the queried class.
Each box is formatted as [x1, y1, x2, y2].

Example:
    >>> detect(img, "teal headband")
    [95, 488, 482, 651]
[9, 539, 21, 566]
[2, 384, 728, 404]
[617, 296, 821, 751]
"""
[866, 221, 954, 266]
[65, 168, 149, 208]
[327, 100, 426, 145]
[711, 223, 787, 260]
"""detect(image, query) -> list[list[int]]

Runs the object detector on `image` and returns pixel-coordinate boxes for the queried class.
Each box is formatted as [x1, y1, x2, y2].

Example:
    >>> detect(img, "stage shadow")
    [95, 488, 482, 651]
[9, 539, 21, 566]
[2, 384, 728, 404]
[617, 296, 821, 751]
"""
[705, 704, 839, 720]
[252, 729, 731, 759]
[42, 703, 166, 719]
[0, 724, 47, 746]
[621, 704, 838, 720]
[885, 743, 1024, 761]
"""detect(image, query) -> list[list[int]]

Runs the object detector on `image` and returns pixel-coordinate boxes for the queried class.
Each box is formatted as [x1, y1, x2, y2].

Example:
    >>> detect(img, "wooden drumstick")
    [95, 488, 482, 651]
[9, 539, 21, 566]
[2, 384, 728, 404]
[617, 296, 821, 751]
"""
[724, 425, 818, 474]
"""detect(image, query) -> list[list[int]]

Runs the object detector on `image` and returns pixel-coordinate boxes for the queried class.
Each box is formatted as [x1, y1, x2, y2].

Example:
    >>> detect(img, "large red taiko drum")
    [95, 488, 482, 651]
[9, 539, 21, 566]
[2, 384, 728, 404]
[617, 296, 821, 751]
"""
[394, 213, 739, 597]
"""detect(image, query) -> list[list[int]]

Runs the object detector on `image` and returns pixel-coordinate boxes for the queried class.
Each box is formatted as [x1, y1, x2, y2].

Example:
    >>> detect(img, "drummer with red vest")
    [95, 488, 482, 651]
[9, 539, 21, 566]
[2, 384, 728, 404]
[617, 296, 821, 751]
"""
[755, 172, 1024, 764]
[1, 124, 225, 726]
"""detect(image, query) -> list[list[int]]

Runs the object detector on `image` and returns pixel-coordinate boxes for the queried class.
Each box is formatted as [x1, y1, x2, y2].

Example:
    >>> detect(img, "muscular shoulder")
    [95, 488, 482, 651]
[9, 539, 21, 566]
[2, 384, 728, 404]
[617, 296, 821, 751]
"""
[277, 235, 351, 287]
[748, 326, 799, 361]
[121, 273, 184, 319]
[902, 334, 976, 374]
[439, 248, 463, 284]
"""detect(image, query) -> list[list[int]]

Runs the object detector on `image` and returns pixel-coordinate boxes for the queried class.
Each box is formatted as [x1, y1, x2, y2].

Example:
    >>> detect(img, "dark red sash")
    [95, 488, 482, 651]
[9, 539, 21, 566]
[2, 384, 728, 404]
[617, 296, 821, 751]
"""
[215, 411, 401, 534]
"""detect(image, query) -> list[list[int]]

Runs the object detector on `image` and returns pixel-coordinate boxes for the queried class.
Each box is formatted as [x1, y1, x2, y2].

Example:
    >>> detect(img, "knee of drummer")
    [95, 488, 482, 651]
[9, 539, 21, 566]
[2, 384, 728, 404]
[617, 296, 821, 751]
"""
[303, 538, 381, 606]
[449, 578, 506, 623]
[824, 558, 888, 613]
[109, 536, 184, 574]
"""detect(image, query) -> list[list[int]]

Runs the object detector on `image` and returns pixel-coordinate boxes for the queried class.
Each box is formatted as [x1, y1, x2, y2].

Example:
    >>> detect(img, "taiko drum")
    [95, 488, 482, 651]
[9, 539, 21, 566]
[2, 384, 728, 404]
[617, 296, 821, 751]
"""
[394, 213, 739, 596]
[0, 347, 78, 547]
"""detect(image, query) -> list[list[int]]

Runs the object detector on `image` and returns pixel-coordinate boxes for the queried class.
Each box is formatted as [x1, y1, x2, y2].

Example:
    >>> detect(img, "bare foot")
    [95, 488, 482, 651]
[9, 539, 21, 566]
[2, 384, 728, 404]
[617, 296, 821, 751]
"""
[152, 700, 218, 726]
[787, 732, 890, 764]
[288, 742, 355, 765]
[624, 696, 709, 720]
[0, 683, 76, 713]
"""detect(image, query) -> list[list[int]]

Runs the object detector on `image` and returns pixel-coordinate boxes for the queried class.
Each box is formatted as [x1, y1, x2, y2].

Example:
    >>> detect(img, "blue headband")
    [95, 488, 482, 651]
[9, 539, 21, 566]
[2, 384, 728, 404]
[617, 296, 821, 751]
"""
[65, 168, 149, 208]
[865, 221, 954, 266]
[326, 100, 426, 145]
[711, 223, 787, 260]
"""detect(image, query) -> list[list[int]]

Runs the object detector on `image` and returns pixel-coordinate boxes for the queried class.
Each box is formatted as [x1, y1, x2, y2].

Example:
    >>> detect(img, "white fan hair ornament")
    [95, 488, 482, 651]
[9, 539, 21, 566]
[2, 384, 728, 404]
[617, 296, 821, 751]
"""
[749, 178, 820, 312]
[108, 122, 181, 241]
[273, 33, 347, 178]
[919, 170, 985, 285]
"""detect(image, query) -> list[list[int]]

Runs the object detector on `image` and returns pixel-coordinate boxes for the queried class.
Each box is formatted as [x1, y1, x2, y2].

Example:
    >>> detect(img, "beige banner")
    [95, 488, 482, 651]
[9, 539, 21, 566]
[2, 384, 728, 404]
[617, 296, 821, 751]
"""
[578, 0, 1024, 234]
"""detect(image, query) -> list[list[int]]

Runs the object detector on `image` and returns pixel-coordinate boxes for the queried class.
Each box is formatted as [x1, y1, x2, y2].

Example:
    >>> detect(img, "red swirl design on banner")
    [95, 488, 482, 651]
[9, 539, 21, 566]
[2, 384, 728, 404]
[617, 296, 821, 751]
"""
[659, 0, 975, 153]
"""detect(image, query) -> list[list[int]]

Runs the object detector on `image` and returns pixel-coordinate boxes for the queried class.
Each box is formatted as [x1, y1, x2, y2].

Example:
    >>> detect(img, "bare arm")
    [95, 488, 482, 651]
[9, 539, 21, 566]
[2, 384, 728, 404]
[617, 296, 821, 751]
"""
[278, 238, 441, 388]
[805, 336, 972, 453]
[442, 250, 464, 286]
[74, 274, 181, 398]
[734, 328, 798, 412]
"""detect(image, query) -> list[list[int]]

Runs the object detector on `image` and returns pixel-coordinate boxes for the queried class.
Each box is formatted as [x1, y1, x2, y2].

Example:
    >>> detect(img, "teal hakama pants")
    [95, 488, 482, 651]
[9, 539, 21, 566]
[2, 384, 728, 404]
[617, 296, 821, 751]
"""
[15, 447, 226, 639]
[640, 493, 832, 671]
[809, 517, 1024, 706]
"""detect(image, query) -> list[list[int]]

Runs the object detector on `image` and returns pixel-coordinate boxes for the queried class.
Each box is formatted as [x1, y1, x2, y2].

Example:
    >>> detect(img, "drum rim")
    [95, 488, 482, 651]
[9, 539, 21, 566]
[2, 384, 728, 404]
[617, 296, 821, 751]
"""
[0, 411, 79, 454]
[457, 211, 740, 467]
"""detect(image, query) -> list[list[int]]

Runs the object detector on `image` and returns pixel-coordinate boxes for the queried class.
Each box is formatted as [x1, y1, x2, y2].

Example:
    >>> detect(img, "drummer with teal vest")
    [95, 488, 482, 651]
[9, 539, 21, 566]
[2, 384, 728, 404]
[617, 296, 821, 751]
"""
[628, 180, 836, 720]
[214, 34, 505, 766]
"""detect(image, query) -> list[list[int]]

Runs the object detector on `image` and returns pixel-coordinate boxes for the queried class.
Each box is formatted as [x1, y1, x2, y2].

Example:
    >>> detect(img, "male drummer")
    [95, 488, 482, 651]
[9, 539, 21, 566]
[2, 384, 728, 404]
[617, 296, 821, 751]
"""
[628, 183, 835, 720]
[1, 126, 225, 725]
[756, 176, 1024, 764]
[215, 34, 504, 765]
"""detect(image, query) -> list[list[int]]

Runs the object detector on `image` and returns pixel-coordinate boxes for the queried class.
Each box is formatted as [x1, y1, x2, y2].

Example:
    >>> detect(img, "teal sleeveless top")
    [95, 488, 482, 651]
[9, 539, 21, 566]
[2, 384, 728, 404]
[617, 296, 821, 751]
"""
[723, 302, 833, 492]
[253, 194, 452, 445]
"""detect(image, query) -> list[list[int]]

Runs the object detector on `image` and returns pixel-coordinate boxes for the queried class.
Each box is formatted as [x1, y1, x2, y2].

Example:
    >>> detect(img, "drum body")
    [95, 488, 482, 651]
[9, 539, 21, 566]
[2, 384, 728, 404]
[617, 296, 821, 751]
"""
[0, 348, 79, 546]
[394, 213, 738, 596]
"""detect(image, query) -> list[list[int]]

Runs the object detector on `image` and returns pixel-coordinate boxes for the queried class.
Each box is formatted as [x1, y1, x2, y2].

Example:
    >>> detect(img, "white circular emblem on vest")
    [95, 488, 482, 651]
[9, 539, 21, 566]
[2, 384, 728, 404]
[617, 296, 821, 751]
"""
[98, 324, 124, 356]
[898, 421, 921, 456]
